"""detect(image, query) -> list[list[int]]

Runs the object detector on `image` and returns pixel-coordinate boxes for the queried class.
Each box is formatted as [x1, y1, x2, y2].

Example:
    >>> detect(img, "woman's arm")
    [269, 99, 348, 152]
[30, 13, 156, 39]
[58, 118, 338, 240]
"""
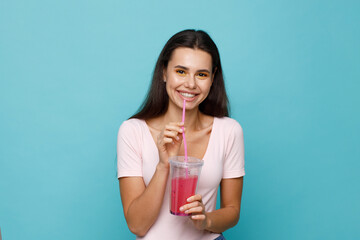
[119, 164, 169, 237]
[180, 177, 244, 233]
[206, 177, 244, 232]
[119, 122, 184, 237]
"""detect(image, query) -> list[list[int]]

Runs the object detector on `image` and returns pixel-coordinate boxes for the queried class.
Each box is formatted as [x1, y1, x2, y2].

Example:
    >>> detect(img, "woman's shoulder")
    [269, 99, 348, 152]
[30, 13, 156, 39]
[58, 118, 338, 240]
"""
[215, 116, 243, 131]
[119, 118, 146, 133]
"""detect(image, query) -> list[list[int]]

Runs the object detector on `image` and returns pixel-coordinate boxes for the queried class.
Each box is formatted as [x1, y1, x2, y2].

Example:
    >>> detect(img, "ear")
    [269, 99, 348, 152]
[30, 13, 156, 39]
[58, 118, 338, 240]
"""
[163, 69, 167, 82]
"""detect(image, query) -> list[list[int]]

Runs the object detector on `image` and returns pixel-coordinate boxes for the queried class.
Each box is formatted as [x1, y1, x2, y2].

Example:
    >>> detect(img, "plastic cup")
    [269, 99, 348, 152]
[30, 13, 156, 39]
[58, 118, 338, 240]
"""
[169, 156, 204, 216]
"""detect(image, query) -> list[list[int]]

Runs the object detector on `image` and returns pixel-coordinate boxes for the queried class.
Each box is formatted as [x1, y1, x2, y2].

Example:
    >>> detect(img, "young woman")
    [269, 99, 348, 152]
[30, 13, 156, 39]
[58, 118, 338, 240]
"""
[117, 29, 245, 240]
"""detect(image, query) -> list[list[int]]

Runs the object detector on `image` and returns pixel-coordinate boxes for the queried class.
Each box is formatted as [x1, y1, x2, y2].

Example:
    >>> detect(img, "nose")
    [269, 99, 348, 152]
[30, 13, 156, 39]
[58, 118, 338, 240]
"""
[184, 74, 196, 89]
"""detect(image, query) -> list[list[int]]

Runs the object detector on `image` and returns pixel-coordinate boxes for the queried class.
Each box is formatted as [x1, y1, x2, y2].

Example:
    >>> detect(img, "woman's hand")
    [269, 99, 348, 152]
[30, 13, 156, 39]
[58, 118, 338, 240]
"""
[180, 194, 210, 230]
[156, 122, 184, 169]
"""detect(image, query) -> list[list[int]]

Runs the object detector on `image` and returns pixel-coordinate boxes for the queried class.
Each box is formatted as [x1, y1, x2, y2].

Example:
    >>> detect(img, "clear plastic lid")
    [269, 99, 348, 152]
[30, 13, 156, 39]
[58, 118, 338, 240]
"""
[169, 156, 204, 168]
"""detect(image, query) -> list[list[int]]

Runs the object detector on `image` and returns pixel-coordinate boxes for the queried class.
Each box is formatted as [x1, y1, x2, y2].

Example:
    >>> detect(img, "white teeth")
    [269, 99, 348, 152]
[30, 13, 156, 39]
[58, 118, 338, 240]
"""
[180, 92, 195, 98]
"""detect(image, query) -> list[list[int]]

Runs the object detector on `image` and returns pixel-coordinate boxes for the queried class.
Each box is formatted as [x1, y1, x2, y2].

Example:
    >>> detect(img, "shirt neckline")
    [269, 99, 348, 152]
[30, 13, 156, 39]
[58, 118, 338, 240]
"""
[141, 117, 217, 161]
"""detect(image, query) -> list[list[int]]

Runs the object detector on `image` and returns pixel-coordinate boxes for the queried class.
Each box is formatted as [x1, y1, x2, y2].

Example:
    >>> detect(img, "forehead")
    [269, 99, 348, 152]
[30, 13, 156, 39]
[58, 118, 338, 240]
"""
[168, 47, 212, 70]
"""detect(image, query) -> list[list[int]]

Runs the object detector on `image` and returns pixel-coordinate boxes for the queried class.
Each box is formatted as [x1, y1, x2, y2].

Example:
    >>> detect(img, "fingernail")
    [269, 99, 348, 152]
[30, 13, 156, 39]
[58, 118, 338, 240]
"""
[179, 207, 184, 211]
[187, 197, 192, 202]
[176, 136, 180, 140]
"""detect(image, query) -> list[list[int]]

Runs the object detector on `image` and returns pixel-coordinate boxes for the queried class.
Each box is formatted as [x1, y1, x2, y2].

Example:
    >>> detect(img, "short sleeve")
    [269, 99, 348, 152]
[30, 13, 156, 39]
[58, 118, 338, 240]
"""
[223, 120, 245, 179]
[117, 120, 143, 178]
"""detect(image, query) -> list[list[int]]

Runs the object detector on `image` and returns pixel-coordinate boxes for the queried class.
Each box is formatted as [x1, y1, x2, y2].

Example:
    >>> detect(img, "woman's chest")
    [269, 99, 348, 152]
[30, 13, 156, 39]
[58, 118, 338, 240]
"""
[177, 130, 211, 160]
[141, 129, 225, 188]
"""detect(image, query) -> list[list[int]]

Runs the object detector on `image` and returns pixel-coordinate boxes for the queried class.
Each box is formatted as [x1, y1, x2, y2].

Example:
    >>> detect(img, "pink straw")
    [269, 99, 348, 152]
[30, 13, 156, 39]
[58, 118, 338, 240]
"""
[182, 99, 188, 163]
[182, 99, 188, 178]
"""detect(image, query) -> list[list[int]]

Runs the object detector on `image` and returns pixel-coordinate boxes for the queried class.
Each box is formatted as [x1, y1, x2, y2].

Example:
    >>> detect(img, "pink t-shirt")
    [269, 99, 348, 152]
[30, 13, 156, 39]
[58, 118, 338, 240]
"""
[117, 117, 245, 240]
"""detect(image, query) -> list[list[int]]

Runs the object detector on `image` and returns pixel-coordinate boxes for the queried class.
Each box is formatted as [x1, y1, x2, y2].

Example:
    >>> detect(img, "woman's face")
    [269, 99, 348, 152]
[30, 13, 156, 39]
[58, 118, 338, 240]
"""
[164, 47, 214, 111]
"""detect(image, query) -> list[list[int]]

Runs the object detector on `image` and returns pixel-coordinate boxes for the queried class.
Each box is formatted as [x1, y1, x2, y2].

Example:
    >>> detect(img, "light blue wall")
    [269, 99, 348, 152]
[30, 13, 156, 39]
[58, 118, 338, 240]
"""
[1, 0, 359, 239]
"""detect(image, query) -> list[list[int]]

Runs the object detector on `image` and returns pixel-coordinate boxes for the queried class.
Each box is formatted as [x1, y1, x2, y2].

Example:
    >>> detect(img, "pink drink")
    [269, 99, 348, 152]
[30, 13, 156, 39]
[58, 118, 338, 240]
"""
[169, 156, 203, 216]
[170, 176, 198, 216]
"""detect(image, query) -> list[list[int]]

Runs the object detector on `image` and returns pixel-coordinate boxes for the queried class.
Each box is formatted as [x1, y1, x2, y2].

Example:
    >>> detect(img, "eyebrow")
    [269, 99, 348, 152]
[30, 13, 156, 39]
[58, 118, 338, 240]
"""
[174, 65, 211, 73]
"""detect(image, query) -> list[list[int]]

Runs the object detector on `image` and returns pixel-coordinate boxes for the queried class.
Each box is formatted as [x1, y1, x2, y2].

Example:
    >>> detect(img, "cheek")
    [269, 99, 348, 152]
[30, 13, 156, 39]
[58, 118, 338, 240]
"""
[167, 75, 183, 90]
[201, 82, 213, 93]
[165, 79, 178, 96]
[169, 74, 183, 84]
[165, 83, 171, 96]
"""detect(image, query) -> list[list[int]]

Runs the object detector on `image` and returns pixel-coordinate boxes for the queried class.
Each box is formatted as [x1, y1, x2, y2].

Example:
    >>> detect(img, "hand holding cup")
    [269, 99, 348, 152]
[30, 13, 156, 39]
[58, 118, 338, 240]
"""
[180, 194, 209, 230]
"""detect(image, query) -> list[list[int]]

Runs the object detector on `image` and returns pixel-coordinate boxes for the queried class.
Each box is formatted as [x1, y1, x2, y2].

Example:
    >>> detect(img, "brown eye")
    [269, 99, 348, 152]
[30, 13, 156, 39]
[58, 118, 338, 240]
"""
[197, 72, 208, 79]
[176, 70, 186, 75]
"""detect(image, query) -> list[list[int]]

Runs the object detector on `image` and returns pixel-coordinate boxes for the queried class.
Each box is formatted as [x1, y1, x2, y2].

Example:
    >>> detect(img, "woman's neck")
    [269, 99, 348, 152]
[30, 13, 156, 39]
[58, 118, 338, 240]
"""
[163, 106, 204, 132]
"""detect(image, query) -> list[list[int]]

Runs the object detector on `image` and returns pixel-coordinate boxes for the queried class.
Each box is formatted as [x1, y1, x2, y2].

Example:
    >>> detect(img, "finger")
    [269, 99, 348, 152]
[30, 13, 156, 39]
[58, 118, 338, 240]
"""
[191, 214, 206, 220]
[165, 124, 184, 134]
[185, 206, 204, 214]
[187, 194, 202, 203]
[162, 137, 174, 144]
[175, 122, 184, 127]
[164, 130, 181, 140]
[180, 201, 202, 211]
[166, 122, 185, 131]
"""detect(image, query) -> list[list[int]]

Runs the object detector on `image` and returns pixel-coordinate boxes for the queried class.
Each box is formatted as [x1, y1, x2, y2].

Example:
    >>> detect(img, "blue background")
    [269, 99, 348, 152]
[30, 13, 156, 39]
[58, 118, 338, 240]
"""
[1, 0, 359, 239]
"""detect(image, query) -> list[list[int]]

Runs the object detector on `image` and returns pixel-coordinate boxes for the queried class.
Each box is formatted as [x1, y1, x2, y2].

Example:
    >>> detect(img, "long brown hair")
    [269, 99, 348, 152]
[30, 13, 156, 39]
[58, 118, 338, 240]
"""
[131, 29, 229, 119]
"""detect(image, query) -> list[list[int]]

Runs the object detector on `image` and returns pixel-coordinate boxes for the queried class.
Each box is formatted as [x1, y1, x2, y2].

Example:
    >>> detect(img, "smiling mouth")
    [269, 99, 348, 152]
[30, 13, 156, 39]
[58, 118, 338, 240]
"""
[179, 92, 197, 98]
